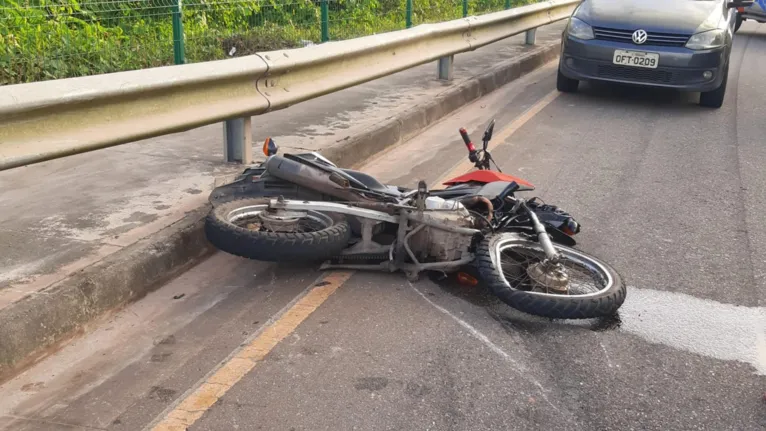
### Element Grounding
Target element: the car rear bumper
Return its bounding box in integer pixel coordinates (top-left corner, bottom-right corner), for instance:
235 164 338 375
741 11 766 22
559 35 727 92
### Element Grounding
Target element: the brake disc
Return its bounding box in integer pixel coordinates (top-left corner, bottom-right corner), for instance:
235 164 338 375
526 261 569 293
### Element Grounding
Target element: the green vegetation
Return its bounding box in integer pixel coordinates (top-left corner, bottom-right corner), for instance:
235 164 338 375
1 0 531 85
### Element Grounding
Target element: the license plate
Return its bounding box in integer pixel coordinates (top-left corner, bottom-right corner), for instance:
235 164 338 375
612 50 659 69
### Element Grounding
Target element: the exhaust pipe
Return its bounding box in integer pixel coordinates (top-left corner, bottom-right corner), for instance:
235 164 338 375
265 155 365 202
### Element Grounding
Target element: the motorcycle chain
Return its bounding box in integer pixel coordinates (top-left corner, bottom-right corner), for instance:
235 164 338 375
330 253 390 263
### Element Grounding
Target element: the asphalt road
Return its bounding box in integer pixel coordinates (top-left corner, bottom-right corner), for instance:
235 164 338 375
2 22 766 431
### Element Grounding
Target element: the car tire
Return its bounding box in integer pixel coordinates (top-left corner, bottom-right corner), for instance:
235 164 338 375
735 14 743 33
557 68 579 93
699 66 728 108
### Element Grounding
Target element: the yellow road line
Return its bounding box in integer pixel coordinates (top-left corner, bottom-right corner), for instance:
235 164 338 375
430 89 561 189
149 271 353 431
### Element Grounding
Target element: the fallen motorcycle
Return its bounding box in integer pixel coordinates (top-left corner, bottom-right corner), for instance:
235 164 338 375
204 119 626 319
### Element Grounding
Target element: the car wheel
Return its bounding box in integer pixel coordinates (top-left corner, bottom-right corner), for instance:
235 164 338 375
735 14 743 33
557 67 579 93
699 66 728 108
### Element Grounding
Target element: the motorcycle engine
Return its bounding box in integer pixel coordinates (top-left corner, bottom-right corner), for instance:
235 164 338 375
408 197 476 262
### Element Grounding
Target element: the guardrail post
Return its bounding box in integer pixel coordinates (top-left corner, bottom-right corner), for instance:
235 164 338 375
172 0 185 64
437 55 454 81
321 0 330 42
223 117 253 164
462 0 468 17
504 0 510 9
406 0 413 28
525 28 537 45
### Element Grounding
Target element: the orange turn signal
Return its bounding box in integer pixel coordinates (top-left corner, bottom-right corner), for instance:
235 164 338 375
262 137 280 156
457 272 479 286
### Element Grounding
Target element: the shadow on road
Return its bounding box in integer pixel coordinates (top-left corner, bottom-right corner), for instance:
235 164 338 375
427 271 623 333
572 80 702 109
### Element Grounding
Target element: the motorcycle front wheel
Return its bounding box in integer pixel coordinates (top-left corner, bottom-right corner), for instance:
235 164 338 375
205 197 351 262
475 233 626 319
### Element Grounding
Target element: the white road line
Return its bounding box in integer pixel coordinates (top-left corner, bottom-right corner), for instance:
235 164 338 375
408 281 568 416
599 342 614 369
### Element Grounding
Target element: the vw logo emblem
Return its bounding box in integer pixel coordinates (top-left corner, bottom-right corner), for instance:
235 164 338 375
632 29 648 45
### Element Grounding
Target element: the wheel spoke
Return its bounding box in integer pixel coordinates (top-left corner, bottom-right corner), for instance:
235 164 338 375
495 240 611 297
226 205 334 234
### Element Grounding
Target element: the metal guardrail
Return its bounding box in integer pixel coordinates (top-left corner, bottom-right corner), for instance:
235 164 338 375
0 0 577 172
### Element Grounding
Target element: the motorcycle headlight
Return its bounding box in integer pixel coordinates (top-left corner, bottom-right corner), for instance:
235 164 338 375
567 17 595 40
685 29 726 50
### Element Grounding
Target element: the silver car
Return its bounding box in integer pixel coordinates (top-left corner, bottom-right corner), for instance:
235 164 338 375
557 0 753 108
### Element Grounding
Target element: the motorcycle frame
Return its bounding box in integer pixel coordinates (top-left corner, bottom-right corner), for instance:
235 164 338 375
268 198 480 279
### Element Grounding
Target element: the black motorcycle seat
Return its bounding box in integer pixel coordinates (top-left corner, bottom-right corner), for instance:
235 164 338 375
342 169 402 197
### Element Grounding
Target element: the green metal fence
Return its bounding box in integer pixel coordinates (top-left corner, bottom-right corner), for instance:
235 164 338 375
1 0 535 85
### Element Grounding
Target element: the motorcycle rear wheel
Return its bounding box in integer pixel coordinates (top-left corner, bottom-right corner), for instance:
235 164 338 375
475 233 626 319
205 197 351 262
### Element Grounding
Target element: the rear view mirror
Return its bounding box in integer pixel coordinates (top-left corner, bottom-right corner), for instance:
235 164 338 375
482 119 496 150
727 0 753 8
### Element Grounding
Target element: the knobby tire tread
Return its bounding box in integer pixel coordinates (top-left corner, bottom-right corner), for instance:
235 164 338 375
204 197 351 262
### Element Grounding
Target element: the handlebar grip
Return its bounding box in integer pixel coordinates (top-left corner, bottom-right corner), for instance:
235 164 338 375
459 128 476 152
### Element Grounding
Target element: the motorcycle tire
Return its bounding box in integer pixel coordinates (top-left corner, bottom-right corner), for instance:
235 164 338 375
475 233 626 319
205 197 351 262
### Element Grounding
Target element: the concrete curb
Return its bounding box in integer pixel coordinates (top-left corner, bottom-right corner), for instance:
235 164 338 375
0 206 216 382
0 40 560 383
